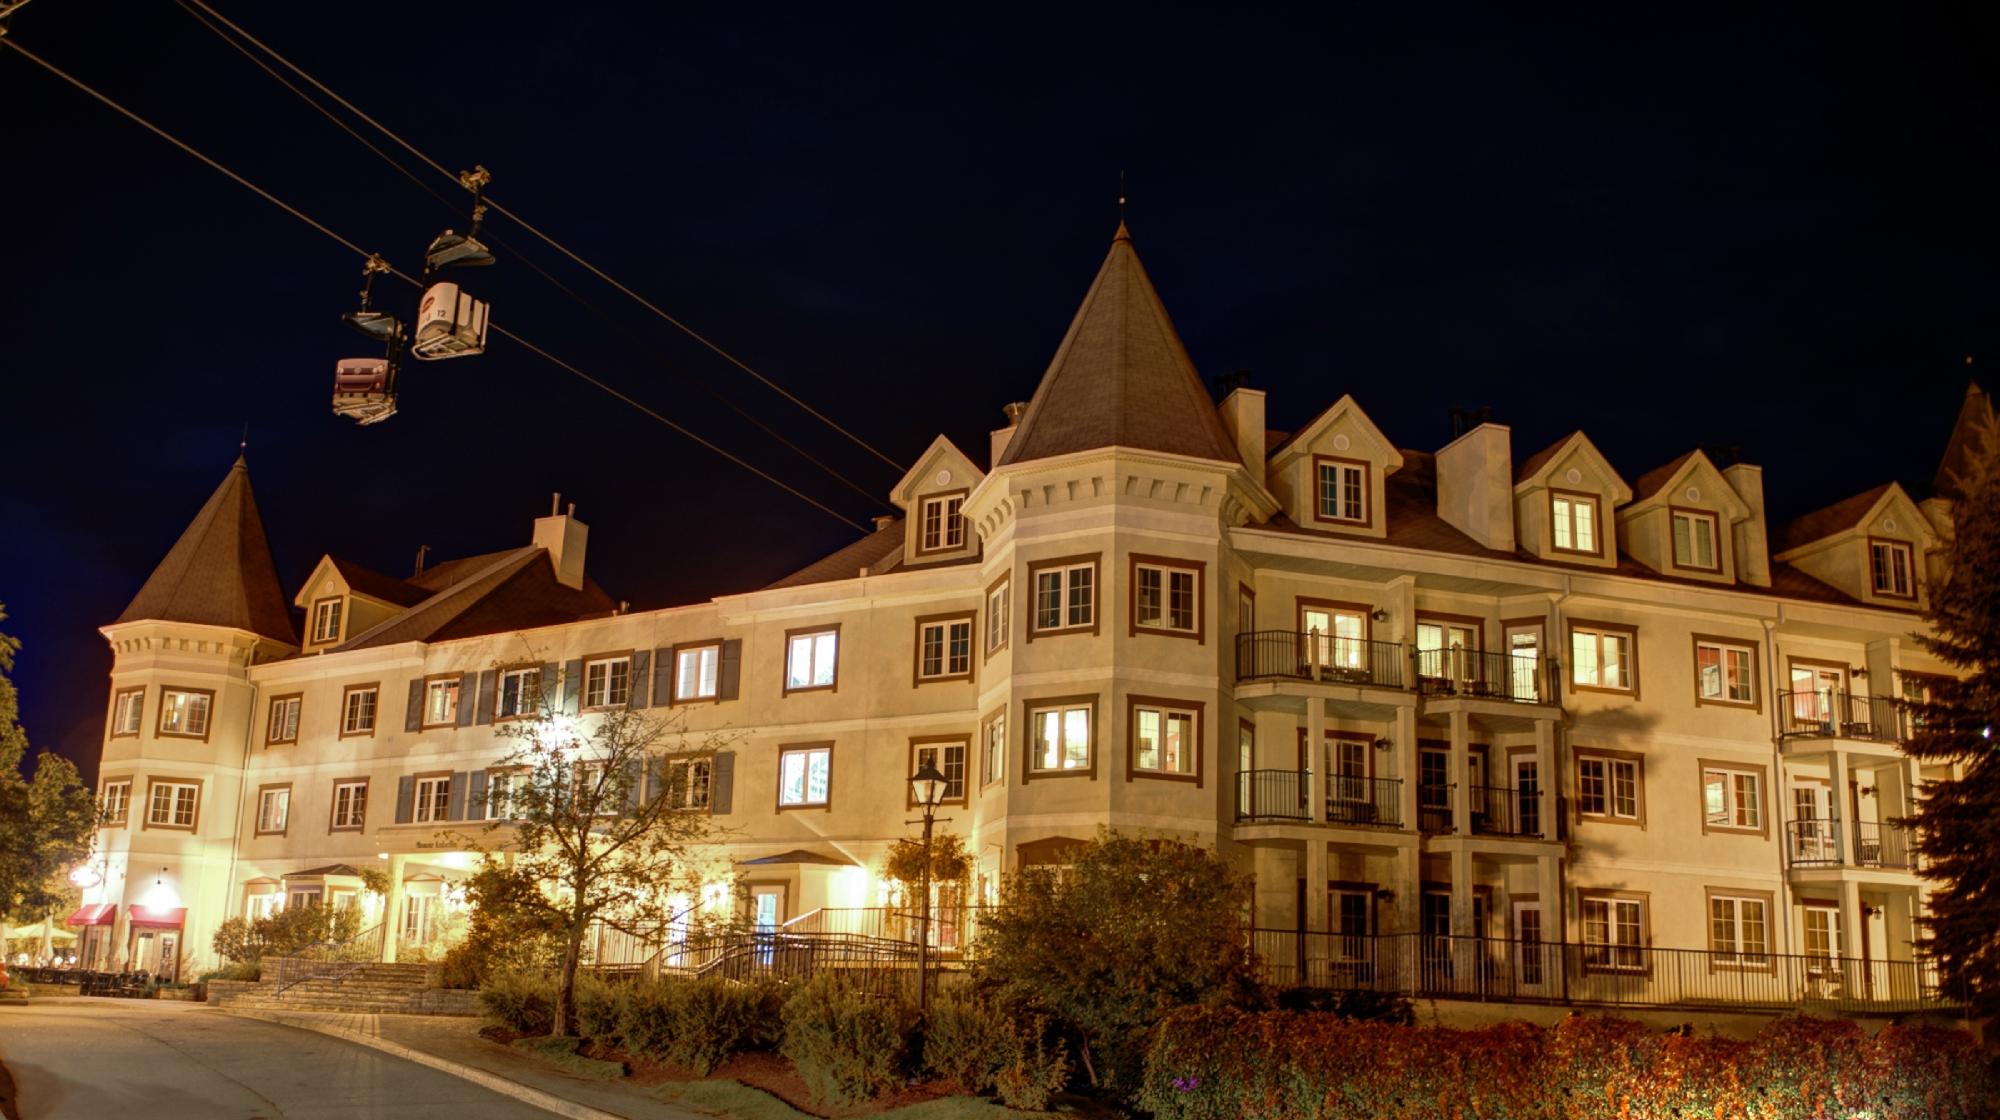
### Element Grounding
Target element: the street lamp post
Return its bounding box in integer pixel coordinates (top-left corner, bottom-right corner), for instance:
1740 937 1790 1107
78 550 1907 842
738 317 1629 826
907 760 950 1012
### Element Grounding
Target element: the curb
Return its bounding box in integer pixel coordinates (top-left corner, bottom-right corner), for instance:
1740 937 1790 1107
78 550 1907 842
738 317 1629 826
220 1007 632 1120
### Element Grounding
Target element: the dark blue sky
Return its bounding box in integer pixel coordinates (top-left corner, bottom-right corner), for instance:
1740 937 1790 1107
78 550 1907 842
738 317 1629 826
1 3 1988 781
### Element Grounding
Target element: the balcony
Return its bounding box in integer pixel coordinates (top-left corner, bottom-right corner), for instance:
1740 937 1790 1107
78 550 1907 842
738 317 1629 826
1415 648 1549 705
1776 690 1909 744
1236 770 1403 829
1249 931 1955 1013
1469 784 1543 838
1237 631 1406 690
1784 819 1915 871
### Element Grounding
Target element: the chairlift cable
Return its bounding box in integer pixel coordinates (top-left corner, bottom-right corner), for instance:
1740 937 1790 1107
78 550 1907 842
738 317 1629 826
0 34 873 533
178 0 911 476
179 0 889 509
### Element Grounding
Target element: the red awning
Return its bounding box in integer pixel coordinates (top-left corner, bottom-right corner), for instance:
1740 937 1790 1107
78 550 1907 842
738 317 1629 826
127 905 186 929
66 903 116 927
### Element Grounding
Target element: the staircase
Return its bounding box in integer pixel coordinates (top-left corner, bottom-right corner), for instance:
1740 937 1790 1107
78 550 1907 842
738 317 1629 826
209 960 479 1016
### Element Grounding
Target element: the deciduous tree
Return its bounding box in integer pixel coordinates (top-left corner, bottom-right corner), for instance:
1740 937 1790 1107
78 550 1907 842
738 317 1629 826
0 605 97 945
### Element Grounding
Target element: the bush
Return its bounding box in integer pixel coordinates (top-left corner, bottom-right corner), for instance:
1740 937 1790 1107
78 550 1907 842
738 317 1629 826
618 975 774 1074
995 1014 1071 1112
922 990 1019 1094
197 960 261 983
1271 986 1413 1024
780 974 916 1107
480 970 557 1035
574 971 628 1039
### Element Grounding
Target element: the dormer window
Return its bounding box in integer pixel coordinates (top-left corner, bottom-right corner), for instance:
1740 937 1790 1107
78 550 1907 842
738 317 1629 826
917 493 967 554
1313 457 1369 526
1551 491 1600 555
1670 508 1721 572
310 597 344 644
1869 539 1914 598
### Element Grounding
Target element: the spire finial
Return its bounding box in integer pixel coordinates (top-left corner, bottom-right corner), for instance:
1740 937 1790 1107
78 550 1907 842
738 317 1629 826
1118 169 1126 221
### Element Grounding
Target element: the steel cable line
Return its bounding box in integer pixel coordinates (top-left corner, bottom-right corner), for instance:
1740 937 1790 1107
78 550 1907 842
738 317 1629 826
0 34 872 533
179 0 910 475
177 0 888 511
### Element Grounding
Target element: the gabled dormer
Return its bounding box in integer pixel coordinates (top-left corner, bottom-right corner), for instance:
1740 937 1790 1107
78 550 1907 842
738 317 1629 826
1618 450 1752 584
293 555 427 652
1267 394 1404 540
892 435 984 567
1774 483 1940 609
1513 431 1632 569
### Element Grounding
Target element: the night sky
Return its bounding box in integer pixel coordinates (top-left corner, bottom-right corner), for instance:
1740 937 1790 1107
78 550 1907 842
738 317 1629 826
1 4 1990 784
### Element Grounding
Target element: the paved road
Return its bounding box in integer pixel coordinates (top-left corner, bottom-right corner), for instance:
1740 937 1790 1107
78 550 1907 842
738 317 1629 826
0 999 562 1119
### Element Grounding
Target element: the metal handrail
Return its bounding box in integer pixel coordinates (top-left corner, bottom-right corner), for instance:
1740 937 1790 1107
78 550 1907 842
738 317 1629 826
1775 689 1909 743
1469 783 1541 837
1327 775 1402 827
1784 819 1845 867
1236 631 1406 689
1236 769 1310 822
1416 648 1547 704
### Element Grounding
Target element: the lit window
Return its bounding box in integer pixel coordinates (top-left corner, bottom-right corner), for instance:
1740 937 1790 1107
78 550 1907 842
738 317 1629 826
1570 624 1635 691
256 787 290 834
267 695 301 743
1030 702 1092 773
311 597 344 644
1577 754 1641 821
1709 895 1770 966
916 617 974 681
786 629 839 692
1703 767 1761 830
660 758 712 810
486 771 522 820
340 685 378 736
982 713 1006 786
99 780 131 827
146 780 199 829
413 775 451 823
913 740 968 803
1551 492 1600 554
496 666 542 719
582 656 632 709
986 579 1010 653
1416 620 1479 682
1695 640 1756 705
1031 561 1095 634
1303 605 1368 670
1581 895 1645 971
778 746 832 807
422 678 460 727
1132 703 1197 777
110 689 144 737
674 644 720 702
919 493 966 552
331 780 367 830
1134 561 1199 635
159 688 213 738
1671 509 1720 570
1869 540 1914 597
1315 458 1368 524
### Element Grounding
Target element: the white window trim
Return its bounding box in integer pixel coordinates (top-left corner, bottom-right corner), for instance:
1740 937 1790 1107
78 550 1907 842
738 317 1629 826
341 686 379 736
916 618 974 681
159 688 213 738
1702 766 1762 831
582 655 633 710
777 746 832 807
673 644 721 702
914 740 969 804
1580 895 1647 972
310 598 344 644
1695 639 1757 706
1869 539 1915 597
1030 562 1096 635
1314 458 1368 524
918 493 967 553
268 695 302 743
111 690 144 737
1709 894 1771 965
421 678 460 727
982 713 1006 786
485 770 524 821
413 775 451 824
1577 754 1642 822
331 780 368 830
1028 702 1093 775
100 780 131 826
986 580 1011 653
1551 492 1601 555
256 788 290 834
147 781 199 829
661 757 713 811
785 629 839 693
1570 625 1636 692
1670 508 1722 571
496 666 542 720
1131 703 1199 777
1134 562 1200 634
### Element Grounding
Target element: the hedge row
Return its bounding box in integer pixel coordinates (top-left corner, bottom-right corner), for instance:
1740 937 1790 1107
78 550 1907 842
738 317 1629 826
1141 1008 1998 1120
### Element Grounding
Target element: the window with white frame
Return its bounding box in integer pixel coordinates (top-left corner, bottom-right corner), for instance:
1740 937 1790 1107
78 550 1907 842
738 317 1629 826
1134 561 1199 634
778 746 831 807
1238 721 1254 772
918 493 966 552
340 685 378 735
659 757 712 810
486 770 522 820
786 629 838 692
1551 492 1600 554
413 775 451 823
159 688 212 738
674 644 720 702
1580 895 1645 970
1570 624 1635 691
982 713 1006 786
1695 639 1756 705
1671 509 1721 570
1577 754 1641 821
147 780 199 829
310 597 344 644
1709 894 1770 965
1030 702 1092 773
1870 539 1914 597
256 787 290 834
496 666 541 719
422 678 460 727
583 656 632 709
267 694 301 743
331 780 367 830
1314 457 1367 524
913 741 968 803
1703 766 1762 830
1132 703 1197 776
916 617 973 681
110 689 144 737
986 579 1010 653
1031 561 1095 634
99 780 130 826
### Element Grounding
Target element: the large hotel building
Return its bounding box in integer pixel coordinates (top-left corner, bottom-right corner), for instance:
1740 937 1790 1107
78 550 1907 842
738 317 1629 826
79 226 1974 1011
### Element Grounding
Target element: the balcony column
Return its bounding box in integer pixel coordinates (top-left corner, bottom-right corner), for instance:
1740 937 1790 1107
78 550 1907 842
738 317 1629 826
1448 708 1472 835
1827 749 1851 861
1449 848 1475 937
1306 698 1327 824
1396 706 1420 832
1303 842 1329 935
381 854 408 963
1389 844 1421 935
1838 878 1864 972
1534 717 1558 841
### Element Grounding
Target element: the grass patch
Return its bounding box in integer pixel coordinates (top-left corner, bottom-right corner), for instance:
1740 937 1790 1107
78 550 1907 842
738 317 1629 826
658 1080 1052 1120
510 1035 626 1080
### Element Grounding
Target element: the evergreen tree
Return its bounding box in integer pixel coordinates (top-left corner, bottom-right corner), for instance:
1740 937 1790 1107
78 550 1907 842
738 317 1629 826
1904 412 2000 1015
0 605 98 933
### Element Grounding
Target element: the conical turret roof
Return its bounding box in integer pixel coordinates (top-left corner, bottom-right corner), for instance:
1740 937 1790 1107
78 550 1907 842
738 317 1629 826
998 224 1240 467
115 456 296 644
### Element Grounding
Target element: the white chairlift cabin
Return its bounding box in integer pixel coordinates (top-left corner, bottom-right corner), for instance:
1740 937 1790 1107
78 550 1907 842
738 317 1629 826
411 281 490 360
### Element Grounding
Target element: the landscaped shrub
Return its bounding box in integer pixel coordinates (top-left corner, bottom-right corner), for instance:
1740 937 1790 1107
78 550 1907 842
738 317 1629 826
1271 986 1414 1024
617 975 773 1074
1140 1006 2000 1120
922 989 1019 1094
779 973 916 1107
197 960 261 983
479 970 557 1035
574 971 628 1039
994 1014 1071 1112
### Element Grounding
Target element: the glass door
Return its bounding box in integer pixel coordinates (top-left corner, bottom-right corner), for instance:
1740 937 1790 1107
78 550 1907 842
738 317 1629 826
1790 664 1845 728
1791 782 1836 864
1511 901 1545 987
1505 624 1542 700
1512 755 1541 837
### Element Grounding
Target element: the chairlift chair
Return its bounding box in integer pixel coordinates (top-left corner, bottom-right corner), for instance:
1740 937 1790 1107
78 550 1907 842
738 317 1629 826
411 281 490 360
331 355 399 425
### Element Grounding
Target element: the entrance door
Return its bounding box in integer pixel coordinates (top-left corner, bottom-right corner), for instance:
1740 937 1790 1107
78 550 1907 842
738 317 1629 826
1327 736 1371 820
751 886 783 932
1512 755 1542 837
1301 606 1367 675
1418 748 1450 831
1419 891 1452 983
1511 900 1545 988
1790 664 1846 728
1504 624 1542 700
131 928 175 978
1417 621 1480 687
1791 782 1836 864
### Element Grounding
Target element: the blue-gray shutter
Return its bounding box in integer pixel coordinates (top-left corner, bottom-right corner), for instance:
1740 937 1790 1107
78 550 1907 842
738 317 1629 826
562 659 583 714
539 662 558 710
447 771 469 821
623 761 643 812
646 758 666 808
652 648 674 707
466 770 489 821
717 640 742 701
404 680 424 732
456 672 478 726
394 776 415 824
709 751 734 815
629 649 651 708
476 670 498 726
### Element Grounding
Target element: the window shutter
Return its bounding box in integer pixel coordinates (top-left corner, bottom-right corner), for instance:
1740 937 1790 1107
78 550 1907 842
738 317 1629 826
709 750 734 815
448 771 469 821
540 662 558 710
646 758 665 806
629 649 652 709
718 640 742 700
466 770 489 822
457 672 478 726
652 648 674 707
404 680 424 732
563 659 583 714
395 776 415 824
476 670 498 726
623 761 643 812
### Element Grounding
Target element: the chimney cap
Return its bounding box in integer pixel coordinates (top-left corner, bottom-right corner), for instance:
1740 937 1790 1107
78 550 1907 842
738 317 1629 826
872 514 897 531
1002 401 1029 425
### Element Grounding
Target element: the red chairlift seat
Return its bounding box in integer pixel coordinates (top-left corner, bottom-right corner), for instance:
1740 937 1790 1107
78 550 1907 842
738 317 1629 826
331 357 397 426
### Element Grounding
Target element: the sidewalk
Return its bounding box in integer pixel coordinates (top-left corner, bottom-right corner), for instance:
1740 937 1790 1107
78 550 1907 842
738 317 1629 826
220 1006 712 1120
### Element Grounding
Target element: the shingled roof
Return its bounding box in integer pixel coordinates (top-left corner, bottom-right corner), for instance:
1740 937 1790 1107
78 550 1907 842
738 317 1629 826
1934 381 1992 499
997 224 1239 467
334 546 616 651
1774 483 1894 554
116 456 296 644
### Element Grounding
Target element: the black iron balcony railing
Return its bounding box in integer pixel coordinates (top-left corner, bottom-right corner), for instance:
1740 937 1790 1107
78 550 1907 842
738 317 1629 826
1852 820 1914 869
1785 818 1844 867
1237 769 1311 822
1248 931 1955 1012
1236 631 1406 689
1326 775 1403 828
1237 770 1404 828
1415 648 1548 705
1776 689 1909 743
1786 819 1915 870
1469 783 1543 837
1417 784 1452 833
